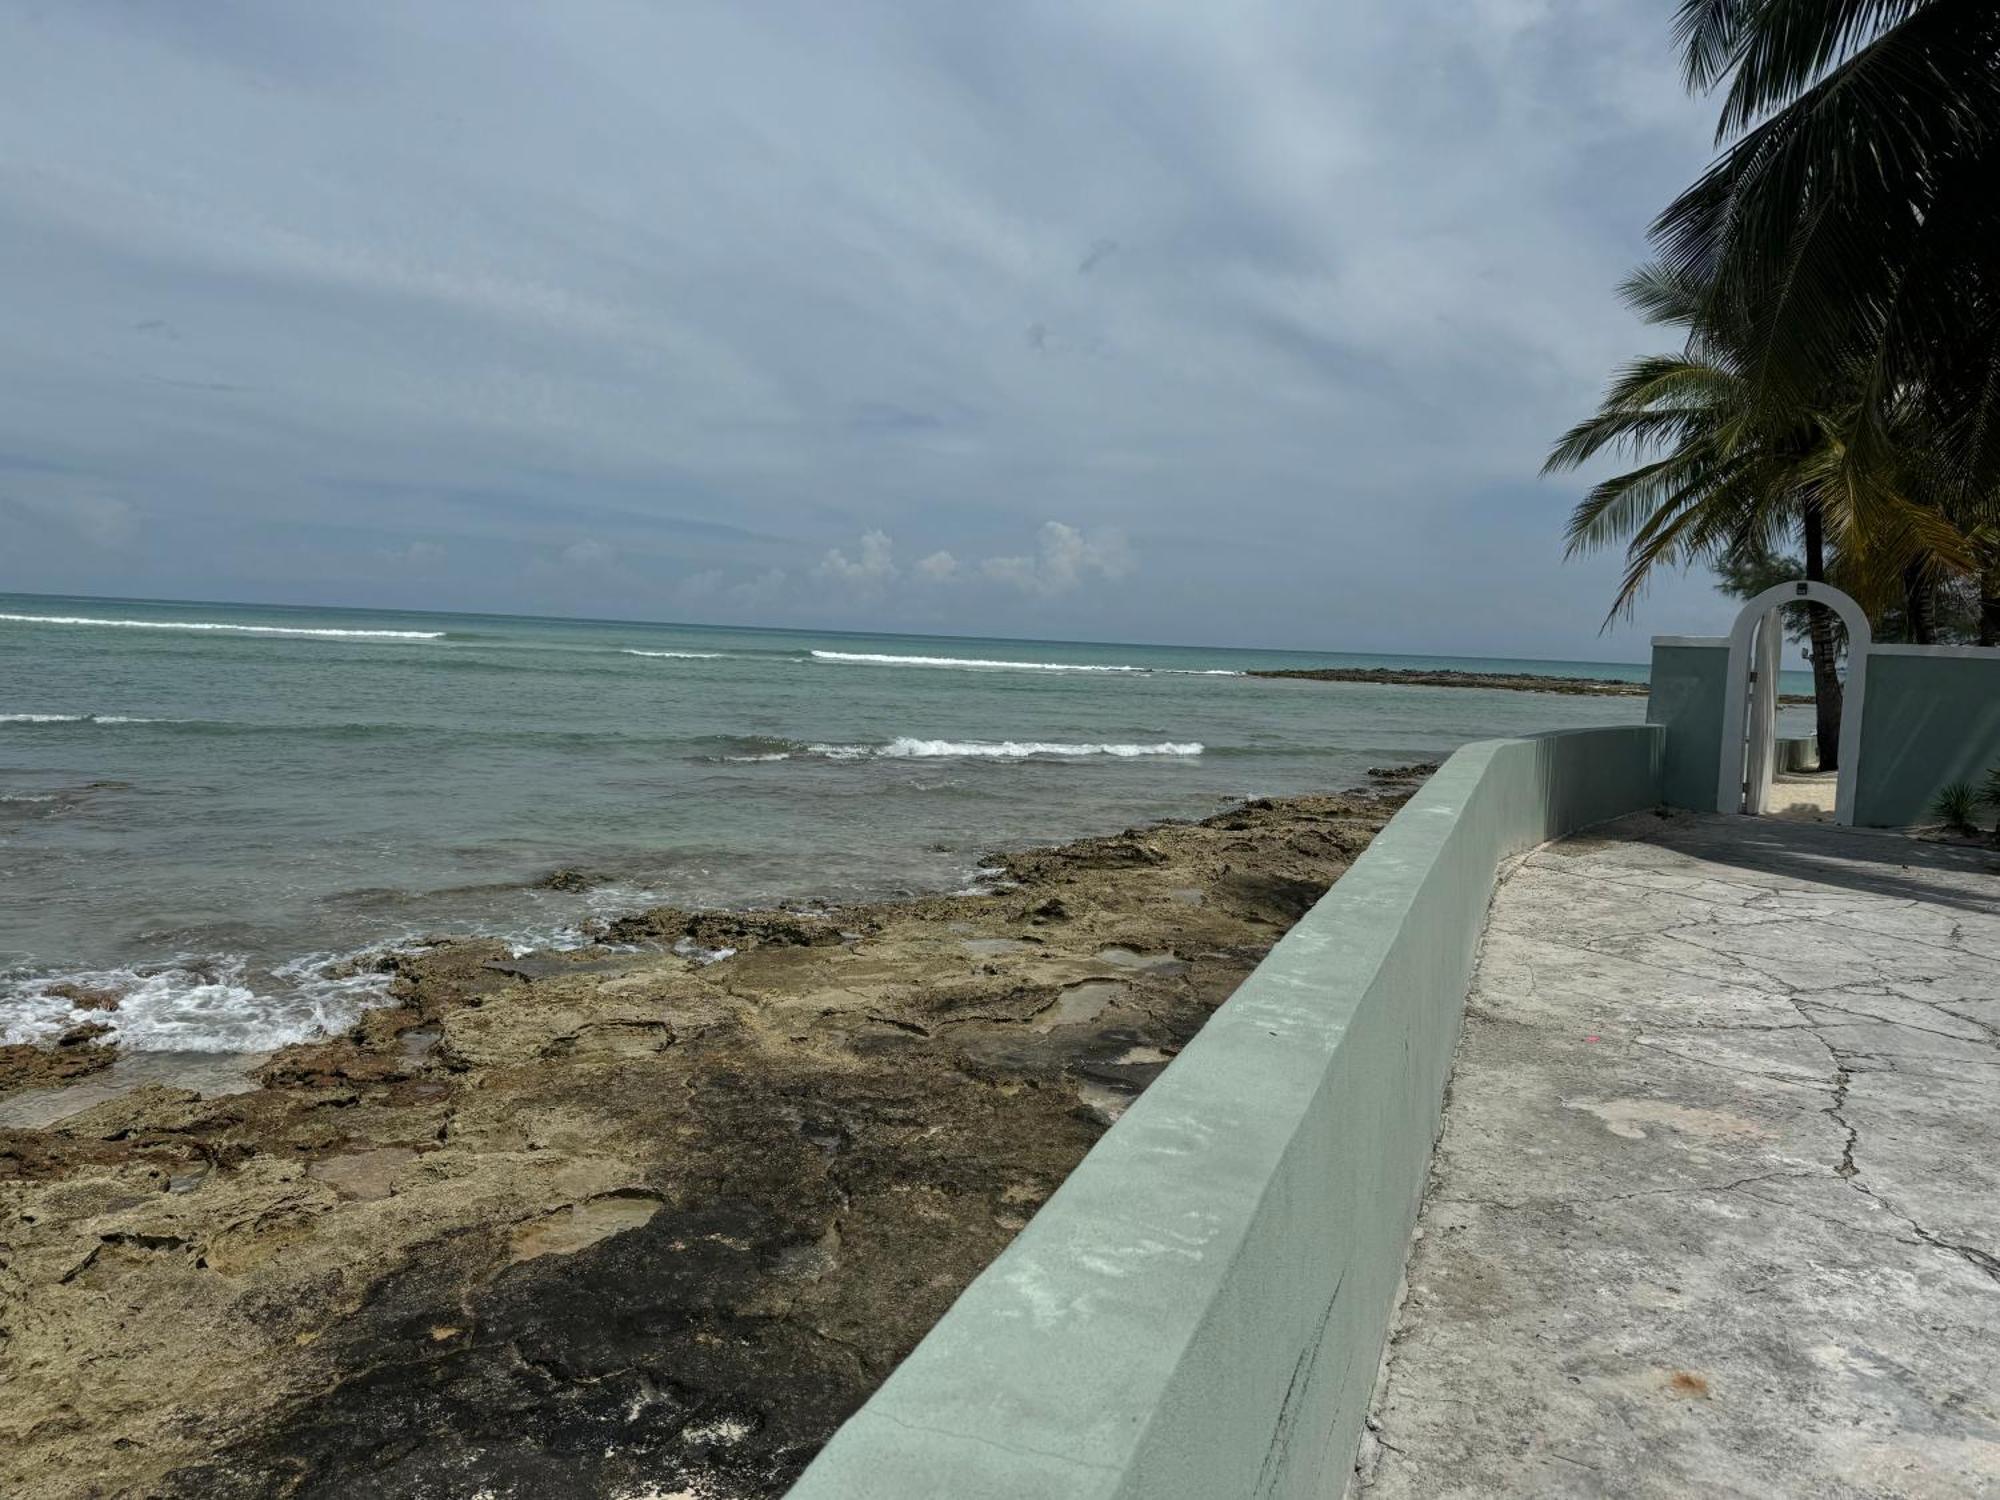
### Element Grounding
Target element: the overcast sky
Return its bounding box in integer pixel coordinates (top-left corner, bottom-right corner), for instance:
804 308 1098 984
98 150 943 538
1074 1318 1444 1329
0 1 1739 659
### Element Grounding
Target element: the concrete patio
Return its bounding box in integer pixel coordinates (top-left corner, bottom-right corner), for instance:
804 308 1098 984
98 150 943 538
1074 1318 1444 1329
1359 812 2000 1499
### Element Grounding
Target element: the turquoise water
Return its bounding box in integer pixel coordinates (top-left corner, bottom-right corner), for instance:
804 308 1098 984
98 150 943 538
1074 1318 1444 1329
1 592 1703 1051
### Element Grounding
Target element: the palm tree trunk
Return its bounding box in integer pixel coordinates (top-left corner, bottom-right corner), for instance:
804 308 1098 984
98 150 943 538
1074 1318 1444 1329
1981 548 2000 649
1902 561 1936 645
1802 504 1843 771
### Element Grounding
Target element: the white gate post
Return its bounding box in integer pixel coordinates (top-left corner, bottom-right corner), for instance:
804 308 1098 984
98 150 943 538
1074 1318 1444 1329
1716 581 1872 825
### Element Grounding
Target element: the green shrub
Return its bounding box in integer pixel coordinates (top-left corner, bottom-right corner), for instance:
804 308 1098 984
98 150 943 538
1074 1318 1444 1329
1932 781 1981 835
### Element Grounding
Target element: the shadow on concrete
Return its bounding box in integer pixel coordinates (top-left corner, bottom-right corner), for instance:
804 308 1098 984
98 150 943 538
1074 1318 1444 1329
1635 812 2000 920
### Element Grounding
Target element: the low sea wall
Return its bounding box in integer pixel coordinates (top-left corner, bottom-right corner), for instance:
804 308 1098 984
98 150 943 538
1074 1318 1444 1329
1854 646 2000 827
788 724 1666 1499
1644 636 1729 811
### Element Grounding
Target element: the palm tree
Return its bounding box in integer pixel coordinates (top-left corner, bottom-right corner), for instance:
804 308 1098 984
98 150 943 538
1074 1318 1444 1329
1657 1 2000 500
1545 264 1854 764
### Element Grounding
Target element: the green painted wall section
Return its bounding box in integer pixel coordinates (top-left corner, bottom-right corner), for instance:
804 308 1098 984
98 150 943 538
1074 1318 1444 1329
1854 651 2000 827
1646 642 1729 811
787 725 1666 1499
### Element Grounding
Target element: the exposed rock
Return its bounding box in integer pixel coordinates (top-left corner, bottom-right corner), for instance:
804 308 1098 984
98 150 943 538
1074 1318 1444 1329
1254 666 1813 705
0 1038 117 1093
44 982 123 1011
0 775 1429 1500
1368 760 1444 781
540 867 614 893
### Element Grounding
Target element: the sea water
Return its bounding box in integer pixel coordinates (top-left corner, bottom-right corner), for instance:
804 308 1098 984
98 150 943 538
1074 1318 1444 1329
0 593 1796 1052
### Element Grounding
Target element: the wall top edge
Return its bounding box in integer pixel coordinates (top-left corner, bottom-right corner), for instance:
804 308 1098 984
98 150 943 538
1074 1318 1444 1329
1867 642 2000 660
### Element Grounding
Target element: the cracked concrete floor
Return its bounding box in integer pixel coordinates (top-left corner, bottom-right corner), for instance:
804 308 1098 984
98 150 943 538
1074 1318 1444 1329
1359 812 2000 1500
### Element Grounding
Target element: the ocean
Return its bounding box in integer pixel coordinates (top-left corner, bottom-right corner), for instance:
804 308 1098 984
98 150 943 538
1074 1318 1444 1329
0 593 1786 1055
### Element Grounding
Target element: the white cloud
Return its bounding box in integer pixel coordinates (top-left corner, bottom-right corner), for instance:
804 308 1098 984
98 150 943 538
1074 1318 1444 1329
982 522 1132 596
12 494 141 548
382 539 444 566
731 567 789 607
75 497 140 548
815 529 898 593
560 538 615 568
0 2 1726 654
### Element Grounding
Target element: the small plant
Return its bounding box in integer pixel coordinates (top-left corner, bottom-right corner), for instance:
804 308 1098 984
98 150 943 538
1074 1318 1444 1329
1983 766 2000 838
1932 781 1981 836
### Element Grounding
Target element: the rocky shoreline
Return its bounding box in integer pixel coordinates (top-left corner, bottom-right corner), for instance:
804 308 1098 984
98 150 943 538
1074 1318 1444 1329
0 772 1427 1500
1251 665 1815 705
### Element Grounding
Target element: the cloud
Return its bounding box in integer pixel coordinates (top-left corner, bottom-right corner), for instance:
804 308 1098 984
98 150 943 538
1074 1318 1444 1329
381 539 445 566
0 2 1727 655
69 496 141 548
6 494 142 548
982 522 1132 596
815 529 898 593
560 538 615 569
730 567 789 608
914 550 958 582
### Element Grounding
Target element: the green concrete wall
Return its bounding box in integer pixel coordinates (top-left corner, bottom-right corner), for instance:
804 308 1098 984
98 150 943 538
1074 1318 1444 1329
787 725 1666 1499
1646 640 1729 811
1854 648 2000 827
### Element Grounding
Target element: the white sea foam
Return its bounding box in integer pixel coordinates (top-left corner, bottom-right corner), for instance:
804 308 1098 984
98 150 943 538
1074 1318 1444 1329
623 649 726 659
809 648 1238 676
808 738 1203 760
723 752 792 763
0 954 394 1052
0 713 169 724
672 937 737 965
0 612 442 640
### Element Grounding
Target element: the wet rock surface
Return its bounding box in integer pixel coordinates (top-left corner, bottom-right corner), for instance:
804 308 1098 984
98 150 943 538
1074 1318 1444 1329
0 1032 116 1093
0 784 1419 1500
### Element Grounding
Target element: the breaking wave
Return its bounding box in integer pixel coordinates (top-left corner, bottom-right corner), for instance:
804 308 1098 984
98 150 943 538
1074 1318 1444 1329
0 954 396 1053
1 712 171 725
0 612 442 640
809 649 1238 676
810 738 1203 760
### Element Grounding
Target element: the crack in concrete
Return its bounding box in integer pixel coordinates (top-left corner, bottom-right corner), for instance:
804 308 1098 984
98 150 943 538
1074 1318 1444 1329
1367 816 2000 1497
1627 1035 1832 1091
1435 1169 1820 1214
1769 914 2000 1291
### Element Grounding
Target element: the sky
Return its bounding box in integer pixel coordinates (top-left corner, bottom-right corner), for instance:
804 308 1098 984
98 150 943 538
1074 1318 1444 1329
0 0 1742 660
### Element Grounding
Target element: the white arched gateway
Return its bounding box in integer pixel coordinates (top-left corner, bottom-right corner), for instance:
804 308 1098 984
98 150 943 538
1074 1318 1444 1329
1715 580 1870 825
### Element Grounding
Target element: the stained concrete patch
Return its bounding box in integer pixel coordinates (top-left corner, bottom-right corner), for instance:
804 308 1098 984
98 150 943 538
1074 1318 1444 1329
1363 813 2000 1500
1562 1097 1772 1142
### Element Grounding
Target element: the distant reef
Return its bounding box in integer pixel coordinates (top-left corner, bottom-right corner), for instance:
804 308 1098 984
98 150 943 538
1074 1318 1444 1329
1249 666 1812 704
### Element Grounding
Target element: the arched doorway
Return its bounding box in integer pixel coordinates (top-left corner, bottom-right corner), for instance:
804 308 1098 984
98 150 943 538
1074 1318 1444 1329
1715 581 1870 825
